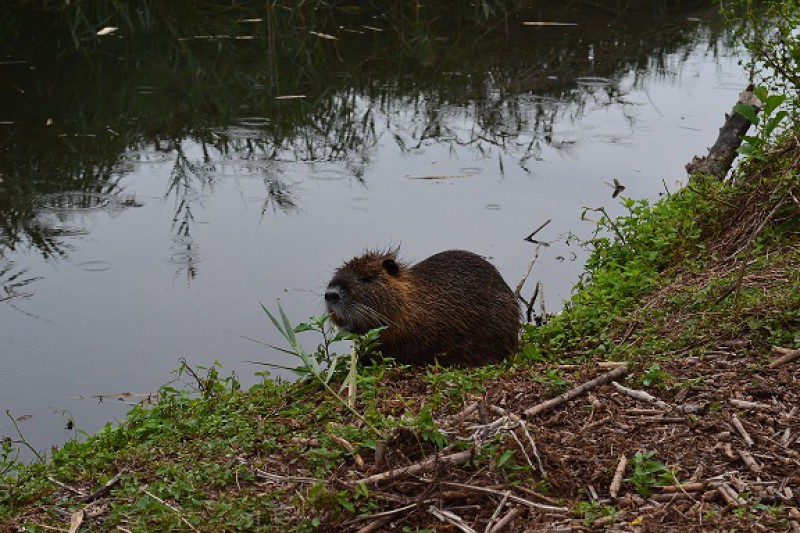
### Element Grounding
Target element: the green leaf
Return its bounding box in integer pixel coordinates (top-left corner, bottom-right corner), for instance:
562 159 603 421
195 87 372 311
733 103 759 125
278 302 298 347
764 94 786 113
753 85 768 103
497 449 515 467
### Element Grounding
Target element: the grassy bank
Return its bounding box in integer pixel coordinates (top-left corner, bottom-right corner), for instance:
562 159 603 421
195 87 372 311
2 133 799 530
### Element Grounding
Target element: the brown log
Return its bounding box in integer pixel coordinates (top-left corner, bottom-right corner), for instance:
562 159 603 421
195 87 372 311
685 86 760 180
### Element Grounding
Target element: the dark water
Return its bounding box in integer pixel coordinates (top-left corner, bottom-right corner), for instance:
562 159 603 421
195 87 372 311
1 1 747 455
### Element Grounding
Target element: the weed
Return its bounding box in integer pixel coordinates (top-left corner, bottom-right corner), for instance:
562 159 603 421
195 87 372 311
735 86 789 161
574 499 618 526
259 302 385 438
628 450 677 496
404 406 448 449
640 363 670 389
533 368 570 393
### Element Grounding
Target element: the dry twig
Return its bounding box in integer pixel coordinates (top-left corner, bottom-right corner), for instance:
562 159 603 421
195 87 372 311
353 448 473 486
769 346 800 368
731 415 754 447
524 365 629 417
611 381 670 410
609 455 627 499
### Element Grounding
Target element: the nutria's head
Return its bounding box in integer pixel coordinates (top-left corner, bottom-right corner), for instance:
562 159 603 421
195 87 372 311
325 249 405 334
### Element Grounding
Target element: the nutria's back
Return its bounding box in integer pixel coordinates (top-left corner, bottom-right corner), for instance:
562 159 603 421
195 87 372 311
325 249 520 366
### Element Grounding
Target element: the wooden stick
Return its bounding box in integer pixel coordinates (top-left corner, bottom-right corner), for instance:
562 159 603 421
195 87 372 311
611 382 670 410
142 488 198 531
731 414 754 447
515 244 542 299
523 219 552 243
781 429 793 448
79 472 123 503
718 483 746 506
448 402 479 425
609 455 627 499
489 407 546 478
729 398 772 411
524 365 629 417
768 347 800 368
249 466 318 484
648 492 696 502
47 476 84 497
483 491 511 533
328 434 365 468
347 501 432 527
69 510 84 533
657 482 706 494
428 506 477 533
738 449 762 473
356 516 393 533
353 448 473 486
440 481 568 512
488 506 524 533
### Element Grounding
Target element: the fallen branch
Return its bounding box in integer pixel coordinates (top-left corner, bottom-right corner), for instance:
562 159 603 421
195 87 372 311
428 505 476 533
524 365 629 418
685 86 759 180
515 244 542 300
489 406 546 478
69 510 84 533
731 414 754 447
738 449 762 473
611 382 670 410
355 516 393 533
657 482 706 494
242 461 319 485
353 448 473 486
440 481 568 512
717 483 746 506
609 455 627 499
488 506 524 533
142 488 198 531
78 472 123 503
729 398 773 411
47 476 84 497
328 433 365 468
483 491 511 533
769 346 800 368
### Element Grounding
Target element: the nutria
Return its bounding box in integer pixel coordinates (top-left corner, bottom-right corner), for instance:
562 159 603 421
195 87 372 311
324 249 520 366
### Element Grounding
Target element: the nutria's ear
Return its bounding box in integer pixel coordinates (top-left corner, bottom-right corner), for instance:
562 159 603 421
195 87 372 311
382 258 400 276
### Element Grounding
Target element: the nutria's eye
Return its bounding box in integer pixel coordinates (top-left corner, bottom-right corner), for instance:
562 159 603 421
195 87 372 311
382 259 400 277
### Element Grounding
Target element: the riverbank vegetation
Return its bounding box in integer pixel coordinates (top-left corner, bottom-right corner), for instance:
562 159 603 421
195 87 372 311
3 1 800 531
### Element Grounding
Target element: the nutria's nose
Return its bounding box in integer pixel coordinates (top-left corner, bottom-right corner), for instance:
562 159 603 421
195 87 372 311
324 288 341 304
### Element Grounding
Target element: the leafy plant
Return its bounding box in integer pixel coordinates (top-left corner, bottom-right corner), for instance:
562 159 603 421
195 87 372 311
735 85 788 161
628 450 676 496
640 363 670 388
406 406 448 449
533 368 570 393
257 302 385 438
574 499 618 527
720 0 800 116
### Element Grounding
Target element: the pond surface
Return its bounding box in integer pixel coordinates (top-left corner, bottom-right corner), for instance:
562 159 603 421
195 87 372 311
1 1 747 455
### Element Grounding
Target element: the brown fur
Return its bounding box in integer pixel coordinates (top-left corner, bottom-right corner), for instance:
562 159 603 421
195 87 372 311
324 249 520 366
